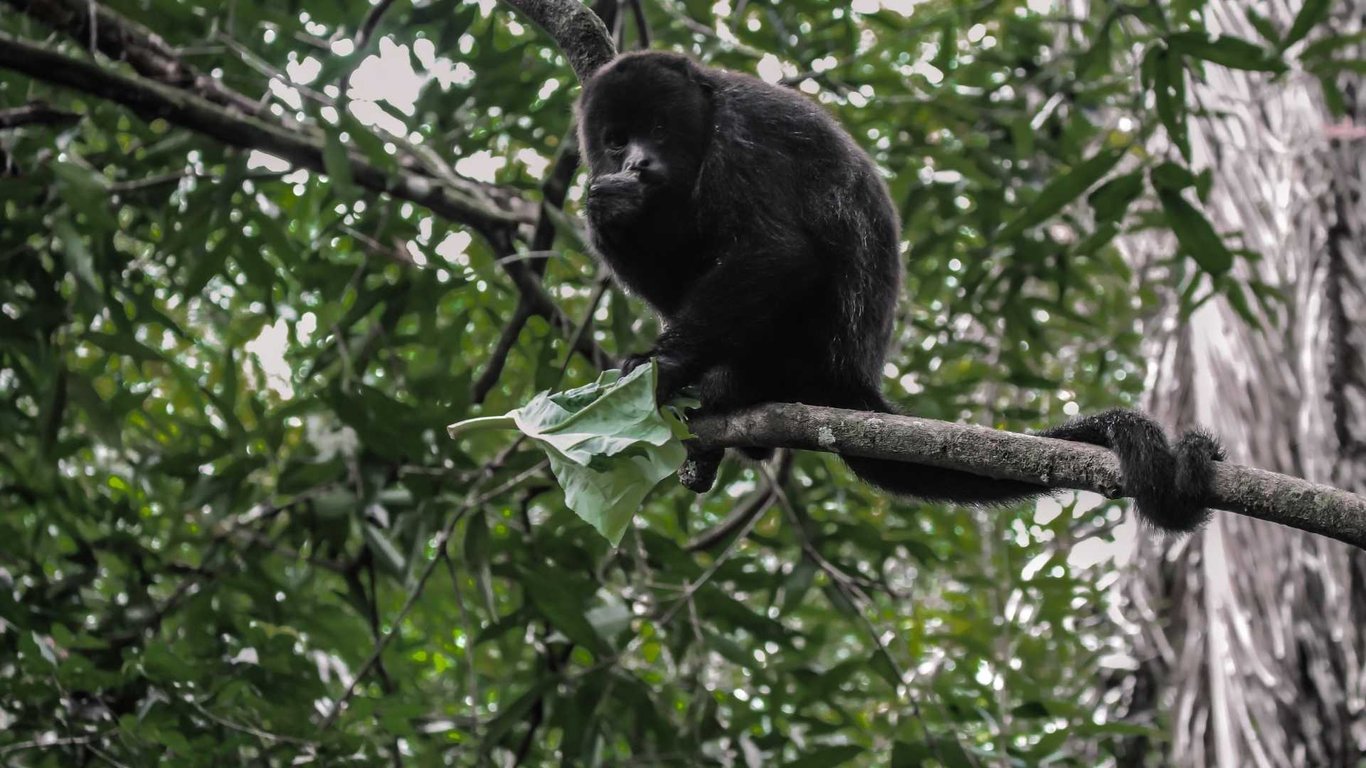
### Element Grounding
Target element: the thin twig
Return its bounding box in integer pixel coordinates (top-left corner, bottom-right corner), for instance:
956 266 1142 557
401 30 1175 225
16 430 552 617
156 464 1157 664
109 169 287 193
0 734 101 757
685 451 792 552
189 699 315 747
355 0 400 50
0 101 80 129
471 299 534 404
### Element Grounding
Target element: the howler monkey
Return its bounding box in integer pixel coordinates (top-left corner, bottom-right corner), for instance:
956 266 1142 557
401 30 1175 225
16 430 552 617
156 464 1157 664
577 51 1223 533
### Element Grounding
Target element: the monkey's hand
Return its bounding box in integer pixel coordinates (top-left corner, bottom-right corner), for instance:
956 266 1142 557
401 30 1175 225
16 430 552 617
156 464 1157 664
586 172 648 226
621 348 693 403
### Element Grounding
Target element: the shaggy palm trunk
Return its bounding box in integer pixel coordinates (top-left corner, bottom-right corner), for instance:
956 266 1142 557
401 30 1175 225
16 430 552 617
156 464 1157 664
1110 4 1366 766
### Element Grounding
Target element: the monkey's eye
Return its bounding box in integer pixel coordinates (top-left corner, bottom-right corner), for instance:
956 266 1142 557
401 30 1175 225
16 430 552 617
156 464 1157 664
603 129 628 151
650 122 668 141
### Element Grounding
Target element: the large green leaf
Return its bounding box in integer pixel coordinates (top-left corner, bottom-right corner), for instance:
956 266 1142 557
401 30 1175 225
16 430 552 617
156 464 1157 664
449 362 687 545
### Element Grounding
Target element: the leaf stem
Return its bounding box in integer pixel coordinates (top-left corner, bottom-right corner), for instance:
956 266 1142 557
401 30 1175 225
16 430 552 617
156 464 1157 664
447 415 517 437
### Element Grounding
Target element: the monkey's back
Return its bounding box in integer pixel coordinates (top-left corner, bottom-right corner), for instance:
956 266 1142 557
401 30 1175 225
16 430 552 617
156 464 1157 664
695 67 903 396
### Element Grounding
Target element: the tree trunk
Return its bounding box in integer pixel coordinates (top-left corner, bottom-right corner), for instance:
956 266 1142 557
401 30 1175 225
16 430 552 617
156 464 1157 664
1114 4 1366 765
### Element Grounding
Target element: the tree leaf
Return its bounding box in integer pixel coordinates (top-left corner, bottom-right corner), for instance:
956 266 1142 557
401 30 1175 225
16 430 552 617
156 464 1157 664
1150 161 1196 192
1244 10 1281 46
1319 75 1347 117
85 331 166 363
362 520 407 577
1167 32 1287 72
519 568 606 653
1301 31 1366 62
1087 171 1144 224
1282 0 1332 50
449 362 687 545
322 129 357 201
998 146 1126 241
1157 189 1234 273
1153 47 1191 161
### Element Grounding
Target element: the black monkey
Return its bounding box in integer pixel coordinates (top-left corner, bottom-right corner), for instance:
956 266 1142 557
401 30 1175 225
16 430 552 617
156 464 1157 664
577 51 1223 533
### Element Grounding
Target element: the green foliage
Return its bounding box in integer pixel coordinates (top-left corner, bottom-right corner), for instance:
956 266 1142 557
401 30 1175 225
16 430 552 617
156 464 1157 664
0 0 1327 765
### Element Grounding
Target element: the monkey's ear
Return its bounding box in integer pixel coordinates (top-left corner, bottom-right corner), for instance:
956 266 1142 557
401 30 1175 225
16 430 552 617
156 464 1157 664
681 61 717 96
691 71 717 96
650 52 716 96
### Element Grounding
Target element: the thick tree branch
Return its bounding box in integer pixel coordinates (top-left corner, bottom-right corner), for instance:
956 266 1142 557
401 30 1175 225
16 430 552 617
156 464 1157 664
0 27 608 380
7 0 610 378
472 0 627 400
500 0 616 82
690 403 1366 550
4 0 265 116
7 0 527 215
0 33 529 234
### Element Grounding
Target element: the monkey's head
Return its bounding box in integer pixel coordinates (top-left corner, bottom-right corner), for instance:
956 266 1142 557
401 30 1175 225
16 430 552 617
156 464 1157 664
577 52 715 225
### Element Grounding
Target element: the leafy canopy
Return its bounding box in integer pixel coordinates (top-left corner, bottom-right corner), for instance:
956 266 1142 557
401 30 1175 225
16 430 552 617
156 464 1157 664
0 0 1336 764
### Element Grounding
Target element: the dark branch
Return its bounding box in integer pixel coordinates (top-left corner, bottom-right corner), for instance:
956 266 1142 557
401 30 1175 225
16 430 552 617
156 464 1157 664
472 129 595 403
627 0 651 48
470 0 628 399
10 0 524 214
499 0 617 83
471 301 534 404
0 28 605 376
355 0 400 50
487 231 613 370
690 403 1366 550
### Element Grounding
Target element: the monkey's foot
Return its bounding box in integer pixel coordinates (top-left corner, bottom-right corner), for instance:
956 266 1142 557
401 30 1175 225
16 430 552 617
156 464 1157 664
678 450 722 493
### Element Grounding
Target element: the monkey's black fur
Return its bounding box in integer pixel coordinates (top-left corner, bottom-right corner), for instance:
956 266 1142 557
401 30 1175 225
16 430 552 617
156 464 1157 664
578 51 1223 533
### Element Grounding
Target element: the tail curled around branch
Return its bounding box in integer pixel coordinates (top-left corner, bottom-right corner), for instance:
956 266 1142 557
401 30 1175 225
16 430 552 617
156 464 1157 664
839 386 1223 533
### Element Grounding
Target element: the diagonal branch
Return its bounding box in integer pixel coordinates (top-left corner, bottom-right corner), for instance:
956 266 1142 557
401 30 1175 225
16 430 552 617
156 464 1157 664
0 32 529 234
4 0 265 116
690 403 1366 551
471 301 535 403
7 0 526 216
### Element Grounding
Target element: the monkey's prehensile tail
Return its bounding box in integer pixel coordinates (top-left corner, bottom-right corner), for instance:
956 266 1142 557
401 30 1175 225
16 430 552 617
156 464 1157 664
838 386 1223 531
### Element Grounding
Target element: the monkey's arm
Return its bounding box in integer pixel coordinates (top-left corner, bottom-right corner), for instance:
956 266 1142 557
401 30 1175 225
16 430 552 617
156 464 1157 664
638 248 820 397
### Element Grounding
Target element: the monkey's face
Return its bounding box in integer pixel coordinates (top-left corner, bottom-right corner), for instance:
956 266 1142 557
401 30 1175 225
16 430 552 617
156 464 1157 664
578 53 714 226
